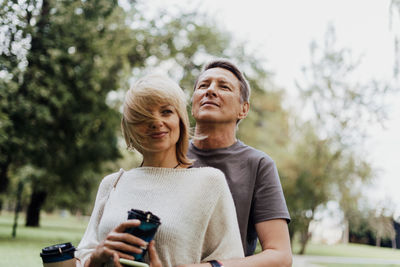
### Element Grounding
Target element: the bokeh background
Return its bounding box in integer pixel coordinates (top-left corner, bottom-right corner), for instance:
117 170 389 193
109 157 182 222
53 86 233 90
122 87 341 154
1 0 400 266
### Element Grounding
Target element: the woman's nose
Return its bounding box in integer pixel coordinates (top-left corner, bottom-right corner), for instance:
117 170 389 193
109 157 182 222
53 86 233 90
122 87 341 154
149 119 163 129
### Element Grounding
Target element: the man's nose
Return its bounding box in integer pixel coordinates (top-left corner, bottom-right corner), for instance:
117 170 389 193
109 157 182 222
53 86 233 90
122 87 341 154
205 83 217 97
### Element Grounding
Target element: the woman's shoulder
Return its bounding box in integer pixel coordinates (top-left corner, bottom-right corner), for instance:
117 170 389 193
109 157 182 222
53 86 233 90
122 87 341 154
99 169 125 189
189 166 227 187
190 166 224 178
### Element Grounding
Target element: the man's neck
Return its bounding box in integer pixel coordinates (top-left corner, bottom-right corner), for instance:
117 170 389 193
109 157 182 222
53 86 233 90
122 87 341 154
193 122 237 150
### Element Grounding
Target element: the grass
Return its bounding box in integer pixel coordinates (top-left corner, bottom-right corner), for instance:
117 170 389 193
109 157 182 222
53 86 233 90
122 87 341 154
0 211 88 267
2 211 400 266
316 264 399 267
295 242 400 260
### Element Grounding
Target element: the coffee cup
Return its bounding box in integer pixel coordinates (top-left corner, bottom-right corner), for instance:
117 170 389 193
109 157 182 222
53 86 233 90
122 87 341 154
124 209 161 262
40 242 76 267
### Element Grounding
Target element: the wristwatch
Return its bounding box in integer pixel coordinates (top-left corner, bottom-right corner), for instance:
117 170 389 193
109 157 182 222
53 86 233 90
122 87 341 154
208 260 224 267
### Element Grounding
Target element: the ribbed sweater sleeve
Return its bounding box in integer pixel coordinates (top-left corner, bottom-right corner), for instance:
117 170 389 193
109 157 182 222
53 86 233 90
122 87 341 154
201 170 244 261
75 171 119 265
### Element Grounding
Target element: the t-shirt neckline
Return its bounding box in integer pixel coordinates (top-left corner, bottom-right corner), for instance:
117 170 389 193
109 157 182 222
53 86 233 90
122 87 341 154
190 140 242 153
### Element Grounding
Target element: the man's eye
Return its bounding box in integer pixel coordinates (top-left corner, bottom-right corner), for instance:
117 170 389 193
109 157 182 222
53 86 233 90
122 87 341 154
222 85 230 90
198 83 207 89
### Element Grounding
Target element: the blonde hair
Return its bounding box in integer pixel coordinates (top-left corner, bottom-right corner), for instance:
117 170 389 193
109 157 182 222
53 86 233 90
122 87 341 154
121 74 192 166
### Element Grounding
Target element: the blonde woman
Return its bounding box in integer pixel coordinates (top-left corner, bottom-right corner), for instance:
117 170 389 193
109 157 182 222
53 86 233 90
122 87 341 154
76 74 243 267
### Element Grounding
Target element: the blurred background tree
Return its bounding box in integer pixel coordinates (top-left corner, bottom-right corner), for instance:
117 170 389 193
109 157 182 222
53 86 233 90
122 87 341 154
0 0 279 229
1 0 131 226
286 25 395 253
1 1 398 256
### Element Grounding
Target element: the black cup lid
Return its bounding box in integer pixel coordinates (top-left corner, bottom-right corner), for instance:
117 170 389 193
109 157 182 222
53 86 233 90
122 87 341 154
127 209 161 224
41 242 75 256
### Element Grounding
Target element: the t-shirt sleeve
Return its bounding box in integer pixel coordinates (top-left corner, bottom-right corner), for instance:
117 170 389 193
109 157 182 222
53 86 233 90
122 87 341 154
201 171 245 261
253 157 291 223
75 173 117 265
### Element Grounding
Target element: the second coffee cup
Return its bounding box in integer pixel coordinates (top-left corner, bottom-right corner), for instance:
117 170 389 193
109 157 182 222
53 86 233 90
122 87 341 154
40 242 76 267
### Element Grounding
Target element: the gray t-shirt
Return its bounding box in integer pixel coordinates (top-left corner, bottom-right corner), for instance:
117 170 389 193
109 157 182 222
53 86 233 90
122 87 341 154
188 140 290 256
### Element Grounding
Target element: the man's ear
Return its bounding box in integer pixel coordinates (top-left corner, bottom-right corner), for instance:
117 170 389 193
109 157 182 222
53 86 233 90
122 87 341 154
238 102 250 119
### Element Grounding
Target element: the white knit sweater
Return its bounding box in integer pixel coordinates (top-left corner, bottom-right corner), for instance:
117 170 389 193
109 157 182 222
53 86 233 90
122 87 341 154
76 167 244 267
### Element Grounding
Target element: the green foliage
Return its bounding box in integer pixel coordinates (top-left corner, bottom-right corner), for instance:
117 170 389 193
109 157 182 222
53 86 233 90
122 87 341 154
283 25 393 253
0 0 136 225
297 25 390 145
1 0 285 226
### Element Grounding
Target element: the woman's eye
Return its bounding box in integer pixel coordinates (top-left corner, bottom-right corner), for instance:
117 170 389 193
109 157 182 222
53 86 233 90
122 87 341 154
198 83 207 89
162 109 173 115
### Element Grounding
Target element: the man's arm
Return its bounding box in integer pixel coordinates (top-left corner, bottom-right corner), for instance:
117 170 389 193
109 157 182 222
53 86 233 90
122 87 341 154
180 219 292 267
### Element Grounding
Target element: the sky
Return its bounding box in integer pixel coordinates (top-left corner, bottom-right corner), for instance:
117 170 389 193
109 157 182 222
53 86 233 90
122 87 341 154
147 0 400 215
202 0 400 215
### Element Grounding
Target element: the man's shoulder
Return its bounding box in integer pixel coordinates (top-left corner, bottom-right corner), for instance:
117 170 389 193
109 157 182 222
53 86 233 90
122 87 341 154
236 141 274 163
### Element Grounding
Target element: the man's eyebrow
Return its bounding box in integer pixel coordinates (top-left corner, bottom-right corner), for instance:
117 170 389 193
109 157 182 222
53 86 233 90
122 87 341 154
197 77 211 84
218 79 234 86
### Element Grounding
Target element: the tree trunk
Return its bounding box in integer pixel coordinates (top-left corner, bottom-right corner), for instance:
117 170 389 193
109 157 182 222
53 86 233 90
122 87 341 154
299 224 311 254
342 219 349 244
288 222 296 247
25 189 47 227
376 235 381 247
0 157 11 193
12 181 24 237
392 237 397 249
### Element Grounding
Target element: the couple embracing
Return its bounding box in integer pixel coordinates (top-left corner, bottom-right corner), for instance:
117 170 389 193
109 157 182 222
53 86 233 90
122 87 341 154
76 59 292 267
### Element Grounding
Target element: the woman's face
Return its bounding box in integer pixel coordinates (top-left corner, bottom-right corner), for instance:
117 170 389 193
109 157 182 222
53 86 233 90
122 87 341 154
135 103 180 155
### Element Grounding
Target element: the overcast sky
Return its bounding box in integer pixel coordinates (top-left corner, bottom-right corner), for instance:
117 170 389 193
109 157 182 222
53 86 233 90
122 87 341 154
146 0 400 215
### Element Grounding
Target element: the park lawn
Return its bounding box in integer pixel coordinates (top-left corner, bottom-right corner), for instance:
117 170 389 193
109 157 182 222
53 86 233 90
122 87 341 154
316 264 399 267
2 212 400 266
297 242 400 260
0 211 88 267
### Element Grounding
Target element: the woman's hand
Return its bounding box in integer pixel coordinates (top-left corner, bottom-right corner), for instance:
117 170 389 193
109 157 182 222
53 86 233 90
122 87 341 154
86 219 148 267
148 240 162 267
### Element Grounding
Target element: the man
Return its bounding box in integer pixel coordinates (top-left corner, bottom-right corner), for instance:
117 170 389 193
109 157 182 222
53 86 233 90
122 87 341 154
187 59 292 267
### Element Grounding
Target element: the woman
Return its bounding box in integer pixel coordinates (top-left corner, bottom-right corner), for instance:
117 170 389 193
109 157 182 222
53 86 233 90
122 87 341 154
76 74 243 267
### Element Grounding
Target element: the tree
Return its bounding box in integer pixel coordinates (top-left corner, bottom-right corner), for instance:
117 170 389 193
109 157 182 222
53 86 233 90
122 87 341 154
370 210 396 247
391 0 400 78
349 205 397 249
2 0 284 228
0 0 36 201
280 122 340 253
289 25 391 253
0 0 139 226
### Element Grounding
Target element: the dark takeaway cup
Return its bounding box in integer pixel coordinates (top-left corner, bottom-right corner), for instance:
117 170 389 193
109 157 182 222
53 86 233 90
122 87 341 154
124 209 161 262
40 242 76 267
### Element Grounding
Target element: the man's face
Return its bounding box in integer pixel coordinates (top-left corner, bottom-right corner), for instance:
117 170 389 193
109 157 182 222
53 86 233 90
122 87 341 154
192 67 247 124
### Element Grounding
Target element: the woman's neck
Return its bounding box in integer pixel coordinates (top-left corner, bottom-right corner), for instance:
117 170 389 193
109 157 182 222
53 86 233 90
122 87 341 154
141 150 180 168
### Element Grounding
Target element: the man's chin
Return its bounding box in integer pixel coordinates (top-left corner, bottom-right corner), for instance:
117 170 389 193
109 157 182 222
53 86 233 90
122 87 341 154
194 115 219 123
